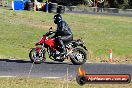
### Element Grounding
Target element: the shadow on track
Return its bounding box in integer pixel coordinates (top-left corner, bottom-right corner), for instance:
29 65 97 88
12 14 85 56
0 59 75 65
0 59 31 63
44 61 74 65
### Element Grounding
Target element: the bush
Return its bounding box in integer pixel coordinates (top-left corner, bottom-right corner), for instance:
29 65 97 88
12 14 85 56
49 0 88 5
128 0 132 8
49 0 132 9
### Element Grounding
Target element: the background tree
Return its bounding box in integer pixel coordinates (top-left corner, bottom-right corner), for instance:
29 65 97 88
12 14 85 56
49 0 132 8
128 0 132 8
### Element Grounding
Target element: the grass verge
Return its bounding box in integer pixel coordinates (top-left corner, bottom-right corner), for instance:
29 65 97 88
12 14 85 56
0 8 132 63
0 77 131 88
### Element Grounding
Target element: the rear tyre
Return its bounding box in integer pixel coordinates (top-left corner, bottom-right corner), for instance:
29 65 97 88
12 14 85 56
70 48 87 65
29 48 45 64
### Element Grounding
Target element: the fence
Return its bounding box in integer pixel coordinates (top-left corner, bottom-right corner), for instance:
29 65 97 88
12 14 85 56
65 6 132 14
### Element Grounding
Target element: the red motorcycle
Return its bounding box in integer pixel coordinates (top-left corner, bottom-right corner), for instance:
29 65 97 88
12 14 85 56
29 28 88 65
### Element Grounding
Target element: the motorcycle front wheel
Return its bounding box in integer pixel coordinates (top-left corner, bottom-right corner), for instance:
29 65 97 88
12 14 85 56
29 48 45 64
70 48 87 65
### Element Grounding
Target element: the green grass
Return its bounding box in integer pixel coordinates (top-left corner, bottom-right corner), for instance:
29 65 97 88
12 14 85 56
0 8 132 63
0 77 132 88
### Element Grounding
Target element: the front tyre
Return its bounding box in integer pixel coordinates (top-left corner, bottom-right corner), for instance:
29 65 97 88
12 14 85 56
70 48 87 65
29 48 44 64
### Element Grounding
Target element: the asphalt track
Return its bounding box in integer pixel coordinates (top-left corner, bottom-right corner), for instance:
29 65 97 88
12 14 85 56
0 59 132 79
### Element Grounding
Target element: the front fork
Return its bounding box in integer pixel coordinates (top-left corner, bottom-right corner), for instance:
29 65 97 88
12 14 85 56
36 43 45 57
36 48 41 57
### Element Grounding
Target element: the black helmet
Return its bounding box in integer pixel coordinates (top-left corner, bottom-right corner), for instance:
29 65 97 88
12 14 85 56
54 14 62 24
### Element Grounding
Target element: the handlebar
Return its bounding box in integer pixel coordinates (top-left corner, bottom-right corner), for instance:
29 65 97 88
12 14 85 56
49 27 56 34
49 27 53 31
45 30 56 36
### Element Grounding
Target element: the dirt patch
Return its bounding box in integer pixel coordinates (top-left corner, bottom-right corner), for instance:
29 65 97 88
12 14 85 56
113 56 132 64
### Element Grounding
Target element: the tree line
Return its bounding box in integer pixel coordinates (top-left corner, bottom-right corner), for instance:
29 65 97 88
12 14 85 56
105 0 132 9
49 0 132 9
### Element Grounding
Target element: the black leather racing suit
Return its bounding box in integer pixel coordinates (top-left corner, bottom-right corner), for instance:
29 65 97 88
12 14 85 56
54 20 73 54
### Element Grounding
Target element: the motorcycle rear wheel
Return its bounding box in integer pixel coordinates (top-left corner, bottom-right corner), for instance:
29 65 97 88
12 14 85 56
70 48 87 65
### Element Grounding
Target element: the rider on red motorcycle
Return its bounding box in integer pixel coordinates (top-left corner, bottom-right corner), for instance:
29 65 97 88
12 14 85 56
53 14 73 56
29 14 87 64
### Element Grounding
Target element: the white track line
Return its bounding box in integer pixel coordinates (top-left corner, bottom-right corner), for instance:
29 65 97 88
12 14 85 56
41 77 62 79
0 76 16 78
